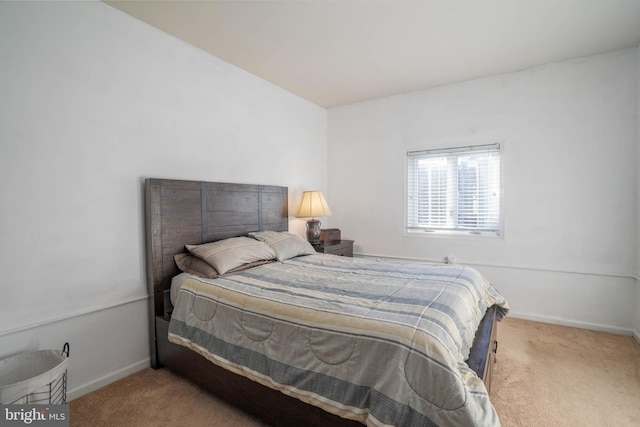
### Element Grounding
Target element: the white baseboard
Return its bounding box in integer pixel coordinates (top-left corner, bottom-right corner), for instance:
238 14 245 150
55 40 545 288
508 311 635 337
68 358 150 401
633 330 640 345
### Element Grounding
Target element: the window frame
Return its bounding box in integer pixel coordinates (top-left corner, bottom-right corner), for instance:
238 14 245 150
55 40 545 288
404 143 504 238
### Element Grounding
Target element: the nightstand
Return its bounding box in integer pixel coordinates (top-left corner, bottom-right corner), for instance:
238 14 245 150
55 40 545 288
313 240 354 257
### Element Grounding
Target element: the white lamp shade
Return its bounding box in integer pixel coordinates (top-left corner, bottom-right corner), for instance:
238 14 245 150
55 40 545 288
297 191 332 218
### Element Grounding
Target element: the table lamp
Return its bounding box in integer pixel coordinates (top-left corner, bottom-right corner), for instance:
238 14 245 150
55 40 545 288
296 190 332 245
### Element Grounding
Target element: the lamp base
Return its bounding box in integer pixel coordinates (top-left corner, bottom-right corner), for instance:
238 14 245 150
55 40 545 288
305 219 322 245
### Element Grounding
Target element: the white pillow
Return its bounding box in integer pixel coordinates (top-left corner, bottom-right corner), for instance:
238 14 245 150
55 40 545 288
249 231 316 261
186 237 276 275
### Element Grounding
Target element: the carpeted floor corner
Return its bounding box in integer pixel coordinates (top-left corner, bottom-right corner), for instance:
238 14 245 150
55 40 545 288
70 367 266 427
491 317 640 427
69 317 640 426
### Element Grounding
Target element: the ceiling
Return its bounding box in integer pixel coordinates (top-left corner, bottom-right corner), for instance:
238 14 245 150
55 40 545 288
104 0 640 108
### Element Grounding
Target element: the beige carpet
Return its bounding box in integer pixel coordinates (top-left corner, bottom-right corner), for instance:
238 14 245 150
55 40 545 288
70 317 640 426
492 318 640 427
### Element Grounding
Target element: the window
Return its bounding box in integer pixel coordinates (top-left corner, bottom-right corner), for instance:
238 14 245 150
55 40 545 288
406 143 501 236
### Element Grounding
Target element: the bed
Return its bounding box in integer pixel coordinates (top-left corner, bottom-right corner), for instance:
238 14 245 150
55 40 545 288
144 178 508 427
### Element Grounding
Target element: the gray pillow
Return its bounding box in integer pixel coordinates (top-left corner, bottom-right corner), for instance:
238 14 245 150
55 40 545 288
186 237 276 275
249 231 316 261
174 253 219 278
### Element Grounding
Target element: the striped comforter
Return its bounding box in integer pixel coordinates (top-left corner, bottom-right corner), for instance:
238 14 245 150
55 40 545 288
168 254 509 426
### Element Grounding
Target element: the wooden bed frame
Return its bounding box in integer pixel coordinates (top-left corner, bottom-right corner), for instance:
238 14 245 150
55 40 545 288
144 178 499 426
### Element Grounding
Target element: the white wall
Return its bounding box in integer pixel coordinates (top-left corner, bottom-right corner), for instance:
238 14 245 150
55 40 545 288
328 48 638 335
635 45 640 342
0 1 327 399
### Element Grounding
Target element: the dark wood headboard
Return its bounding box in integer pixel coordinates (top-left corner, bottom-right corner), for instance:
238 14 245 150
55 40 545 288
144 178 288 366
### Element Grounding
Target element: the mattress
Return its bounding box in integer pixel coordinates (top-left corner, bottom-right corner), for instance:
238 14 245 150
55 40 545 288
168 254 509 427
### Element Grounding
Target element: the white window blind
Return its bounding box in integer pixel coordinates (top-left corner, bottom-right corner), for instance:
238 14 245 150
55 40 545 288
406 143 501 235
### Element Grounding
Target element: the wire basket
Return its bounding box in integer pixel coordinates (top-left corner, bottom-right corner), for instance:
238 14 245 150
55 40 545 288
0 343 69 404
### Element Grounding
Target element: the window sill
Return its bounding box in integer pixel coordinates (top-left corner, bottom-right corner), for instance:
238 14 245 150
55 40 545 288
405 228 504 240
